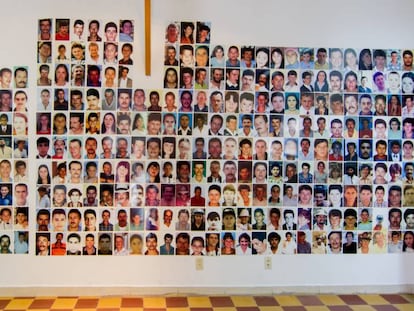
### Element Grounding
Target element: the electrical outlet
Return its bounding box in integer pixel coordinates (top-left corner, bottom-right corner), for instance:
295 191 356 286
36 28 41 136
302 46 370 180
195 257 204 271
264 256 272 270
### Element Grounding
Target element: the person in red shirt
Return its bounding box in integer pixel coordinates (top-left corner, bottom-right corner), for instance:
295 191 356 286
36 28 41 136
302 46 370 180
55 19 69 40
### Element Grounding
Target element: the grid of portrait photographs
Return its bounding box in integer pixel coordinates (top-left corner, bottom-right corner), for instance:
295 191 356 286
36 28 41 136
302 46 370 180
0 63 30 254
30 18 414 256
35 18 137 256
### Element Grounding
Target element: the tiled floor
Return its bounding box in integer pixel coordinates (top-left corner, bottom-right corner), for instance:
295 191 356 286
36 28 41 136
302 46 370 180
0 294 413 310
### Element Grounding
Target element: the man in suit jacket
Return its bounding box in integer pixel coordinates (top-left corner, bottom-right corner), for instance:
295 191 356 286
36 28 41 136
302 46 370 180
118 66 133 88
225 68 240 90
207 174 222 183
207 160 222 183
282 209 297 230
0 114 11 135
300 71 314 93
36 137 51 159
388 140 402 161
358 76 372 93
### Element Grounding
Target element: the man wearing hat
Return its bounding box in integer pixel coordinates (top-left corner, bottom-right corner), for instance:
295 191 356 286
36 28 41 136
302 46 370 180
176 184 190 206
237 208 252 230
313 208 328 231
191 208 205 231
115 184 129 208
285 48 299 69
312 235 326 254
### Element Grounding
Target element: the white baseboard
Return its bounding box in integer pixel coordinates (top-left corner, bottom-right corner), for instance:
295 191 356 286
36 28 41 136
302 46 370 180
1 285 413 296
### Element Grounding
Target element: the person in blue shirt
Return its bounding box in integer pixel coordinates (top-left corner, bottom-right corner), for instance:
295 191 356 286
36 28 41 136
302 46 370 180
0 185 12 205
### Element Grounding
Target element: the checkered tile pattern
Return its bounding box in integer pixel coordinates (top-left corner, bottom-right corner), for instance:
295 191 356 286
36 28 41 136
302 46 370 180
0 294 412 310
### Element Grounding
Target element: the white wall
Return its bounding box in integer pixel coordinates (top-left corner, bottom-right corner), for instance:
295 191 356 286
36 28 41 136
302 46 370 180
1 0 414 295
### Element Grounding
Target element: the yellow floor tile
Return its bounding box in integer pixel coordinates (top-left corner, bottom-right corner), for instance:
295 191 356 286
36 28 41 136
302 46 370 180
143 297 166 308
4 298 34 309
51 297 78 309
358 294 389 305
97 297 122 307
395 304 414 311
318 295 346 305
120 308 143 311
274 295 301 306
231 295 256 306
401 294 414 303
187 296 212 307
259 307 284 311
350 306 376 311
305 306 331 311
210 308 237 311
165 308 190 311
